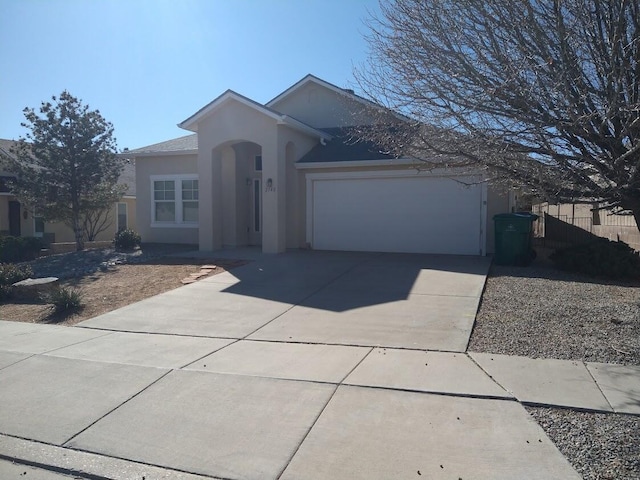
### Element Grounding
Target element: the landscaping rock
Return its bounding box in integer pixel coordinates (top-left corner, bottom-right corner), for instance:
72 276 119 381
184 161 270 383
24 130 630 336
23 244 197 280
12 277 59 301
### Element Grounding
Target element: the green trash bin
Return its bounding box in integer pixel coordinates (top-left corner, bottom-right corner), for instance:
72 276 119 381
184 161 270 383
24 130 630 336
493 213 539 266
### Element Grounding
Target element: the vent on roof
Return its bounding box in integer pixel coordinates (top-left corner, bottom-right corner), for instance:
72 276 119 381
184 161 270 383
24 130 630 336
343 88 354 94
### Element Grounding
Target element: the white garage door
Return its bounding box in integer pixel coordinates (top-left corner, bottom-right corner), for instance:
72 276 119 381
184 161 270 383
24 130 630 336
308 172 485 255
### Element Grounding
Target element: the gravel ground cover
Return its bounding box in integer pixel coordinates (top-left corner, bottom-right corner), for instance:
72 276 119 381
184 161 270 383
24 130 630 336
27 243 197 279
469 263 640 366
470 259 640 479
528 407 640 480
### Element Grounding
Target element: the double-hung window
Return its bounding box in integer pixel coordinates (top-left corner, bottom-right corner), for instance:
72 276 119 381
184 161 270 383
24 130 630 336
117 202 128 231
181 179 199 223
151 175 198 226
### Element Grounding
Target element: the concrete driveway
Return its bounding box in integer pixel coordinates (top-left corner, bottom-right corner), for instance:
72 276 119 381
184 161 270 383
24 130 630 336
80 250 489 351
0 251 582 479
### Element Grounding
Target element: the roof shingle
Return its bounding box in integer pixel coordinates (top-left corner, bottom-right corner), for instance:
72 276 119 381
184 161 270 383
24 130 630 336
298 127 394 164
124 134 198 155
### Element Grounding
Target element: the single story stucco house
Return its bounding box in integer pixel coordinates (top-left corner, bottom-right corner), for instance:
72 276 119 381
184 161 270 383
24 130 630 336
0 138 136 244
127 75 514 256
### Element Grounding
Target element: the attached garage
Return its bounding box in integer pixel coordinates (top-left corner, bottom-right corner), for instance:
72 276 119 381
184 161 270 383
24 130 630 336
306 171 487 255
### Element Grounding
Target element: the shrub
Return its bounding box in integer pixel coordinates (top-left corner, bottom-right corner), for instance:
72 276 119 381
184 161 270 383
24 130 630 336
114 229 141 251
0 263 33 300
0 235 42 263
48 287 83 315
549 239 640 279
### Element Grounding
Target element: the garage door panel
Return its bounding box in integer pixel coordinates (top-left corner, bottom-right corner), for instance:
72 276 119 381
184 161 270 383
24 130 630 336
311 175 482 255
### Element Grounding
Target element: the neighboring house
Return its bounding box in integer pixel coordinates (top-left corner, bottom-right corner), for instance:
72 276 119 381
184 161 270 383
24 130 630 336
127 74 513 256
0 138 136 244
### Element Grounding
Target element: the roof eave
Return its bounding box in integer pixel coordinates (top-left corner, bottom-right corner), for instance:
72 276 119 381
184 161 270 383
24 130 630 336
296 158 414 169
122 149 199 158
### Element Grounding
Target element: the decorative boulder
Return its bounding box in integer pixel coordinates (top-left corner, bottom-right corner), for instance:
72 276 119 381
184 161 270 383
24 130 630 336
12 277 59 301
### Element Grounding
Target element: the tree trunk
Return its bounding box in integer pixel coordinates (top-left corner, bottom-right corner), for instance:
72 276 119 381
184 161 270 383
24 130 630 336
631 207 640 237
623 197 640 236
72 215 84 251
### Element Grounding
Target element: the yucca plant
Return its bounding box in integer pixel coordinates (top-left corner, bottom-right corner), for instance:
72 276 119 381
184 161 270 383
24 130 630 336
48 287 83 314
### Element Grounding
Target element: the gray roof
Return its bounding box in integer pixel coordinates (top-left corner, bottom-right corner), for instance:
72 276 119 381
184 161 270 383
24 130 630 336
298 127 395 164
125 134 198 155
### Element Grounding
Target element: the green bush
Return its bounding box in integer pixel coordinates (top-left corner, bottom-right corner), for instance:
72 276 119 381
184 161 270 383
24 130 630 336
549 239 640 278
0 235 42 263
114 229 141 251
0 263 33 300
48 287 83 315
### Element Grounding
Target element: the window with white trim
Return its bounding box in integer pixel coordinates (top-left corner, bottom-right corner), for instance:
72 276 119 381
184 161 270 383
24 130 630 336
151 175 198 226
33 211 45 237
117 202 127 231
181 179 199 223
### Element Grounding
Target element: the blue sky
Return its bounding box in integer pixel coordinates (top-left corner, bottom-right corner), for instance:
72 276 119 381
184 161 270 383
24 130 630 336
0 0 380 150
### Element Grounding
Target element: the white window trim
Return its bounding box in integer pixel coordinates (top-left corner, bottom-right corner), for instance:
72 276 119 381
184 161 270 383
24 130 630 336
150 174 199 228
33 211 45 238
116 202 128 231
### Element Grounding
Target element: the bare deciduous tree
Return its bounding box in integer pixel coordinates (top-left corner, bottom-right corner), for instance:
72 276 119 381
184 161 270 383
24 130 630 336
355 0 640 229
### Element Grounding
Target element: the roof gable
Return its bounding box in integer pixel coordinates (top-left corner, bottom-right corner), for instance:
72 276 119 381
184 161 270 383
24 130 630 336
266 74 373 110
178 90 331 140
265 74 387 129
179 90 285 132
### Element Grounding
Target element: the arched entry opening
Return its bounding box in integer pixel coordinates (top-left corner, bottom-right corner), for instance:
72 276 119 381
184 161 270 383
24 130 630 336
209 140 263 248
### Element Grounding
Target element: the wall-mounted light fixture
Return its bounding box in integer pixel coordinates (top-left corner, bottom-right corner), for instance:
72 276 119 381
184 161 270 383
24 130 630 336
265 178 275 192
23 210 28 220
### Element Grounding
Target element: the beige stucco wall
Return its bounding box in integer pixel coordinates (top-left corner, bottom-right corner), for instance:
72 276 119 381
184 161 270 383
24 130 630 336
121 197 137 235
486 185 510 255
135 153 198 244
0 194 32 237
279 126 319 249
270 83 377 128
0 194 135 244
0 195 41 238
198 99 290 253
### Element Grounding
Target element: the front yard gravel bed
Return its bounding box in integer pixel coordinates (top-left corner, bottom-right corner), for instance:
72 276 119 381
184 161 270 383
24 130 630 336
527 407 640 480
472 261 640 479
23 243 197 280
468 263 640 366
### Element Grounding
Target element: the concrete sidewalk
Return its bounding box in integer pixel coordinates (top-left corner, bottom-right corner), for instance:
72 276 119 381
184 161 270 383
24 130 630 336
0 323 586 479
0 252 636 479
